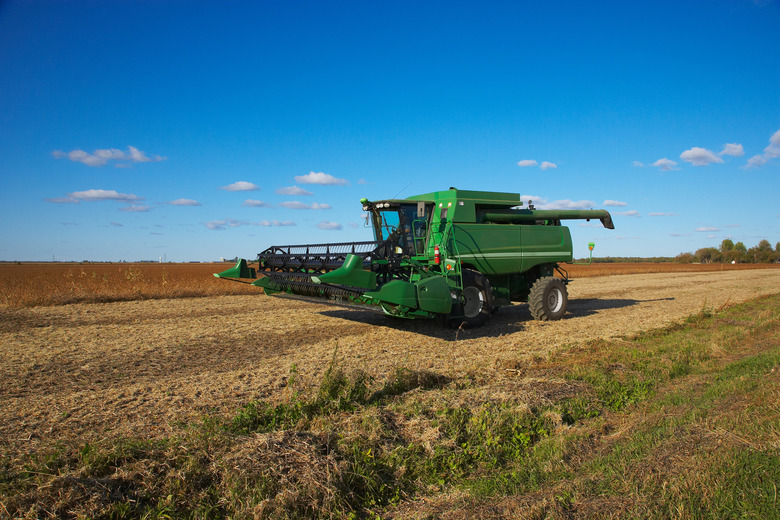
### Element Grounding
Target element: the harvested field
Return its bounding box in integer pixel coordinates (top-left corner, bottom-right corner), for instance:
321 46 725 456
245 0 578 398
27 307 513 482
1 268 779 462
1 261 777 308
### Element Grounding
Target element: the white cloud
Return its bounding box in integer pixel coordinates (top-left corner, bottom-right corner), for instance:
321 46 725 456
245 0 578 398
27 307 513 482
52 146 165 167
603 200 627 207
696 226 720 232
169 198 202 206
766 129 780 153
242 199 270 207
517 160 556 170
519 194 543 203
278 201 331 210
614 210 640 217
719 143 744 157
68 189 142 202
680 147 723 166
517 160 538 167
206 218 296 230
747 128 780 167
257 220 296 227
318 221 342 230
205 218 248 230
295 171 349 185
632 161 645 167
539 199 596 210
652 158 678 171
45 196 80 204
126 146 163 163
110 222 123 227
220 181 259 191
746 155 767 168
119 205 151 212
276 186 313 196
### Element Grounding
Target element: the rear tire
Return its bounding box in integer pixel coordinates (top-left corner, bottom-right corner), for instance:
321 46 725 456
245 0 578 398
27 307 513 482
528 276 568 321
448 269 494 328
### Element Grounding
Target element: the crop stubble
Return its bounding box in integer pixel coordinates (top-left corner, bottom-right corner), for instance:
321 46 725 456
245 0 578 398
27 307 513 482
1 269 779 458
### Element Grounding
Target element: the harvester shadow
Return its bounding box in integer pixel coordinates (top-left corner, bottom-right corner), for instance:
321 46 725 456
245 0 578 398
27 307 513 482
318 297 674 338
566 297 675 318
318 308 526 340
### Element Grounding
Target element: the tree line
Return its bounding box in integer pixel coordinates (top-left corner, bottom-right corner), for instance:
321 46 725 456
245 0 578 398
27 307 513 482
676 239 780 264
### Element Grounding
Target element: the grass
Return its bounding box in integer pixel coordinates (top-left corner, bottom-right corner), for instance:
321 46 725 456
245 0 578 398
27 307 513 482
1 294 777 518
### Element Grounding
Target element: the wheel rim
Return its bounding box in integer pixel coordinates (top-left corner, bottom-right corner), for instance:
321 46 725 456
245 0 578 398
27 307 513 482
462 286 484 318
547 287 563 313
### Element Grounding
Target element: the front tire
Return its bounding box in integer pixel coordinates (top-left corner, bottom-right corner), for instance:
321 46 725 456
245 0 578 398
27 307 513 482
449 269 494 328
528 276 568 321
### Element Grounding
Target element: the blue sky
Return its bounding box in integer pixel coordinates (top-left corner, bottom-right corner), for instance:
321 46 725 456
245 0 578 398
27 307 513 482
1 0 778 262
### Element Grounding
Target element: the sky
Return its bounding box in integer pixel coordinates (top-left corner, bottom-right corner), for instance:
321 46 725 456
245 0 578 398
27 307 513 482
1 0 778 262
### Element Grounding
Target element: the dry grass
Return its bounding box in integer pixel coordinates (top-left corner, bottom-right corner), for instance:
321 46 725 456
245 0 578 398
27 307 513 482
562 261 779 278
3 291 776 519
0 263 257 308
1 261 777 309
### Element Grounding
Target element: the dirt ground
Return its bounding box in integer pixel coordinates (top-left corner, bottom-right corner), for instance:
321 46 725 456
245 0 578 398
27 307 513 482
2 269 779 458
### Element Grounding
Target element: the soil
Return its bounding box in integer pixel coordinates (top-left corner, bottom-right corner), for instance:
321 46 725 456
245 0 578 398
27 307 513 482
2 269 779 458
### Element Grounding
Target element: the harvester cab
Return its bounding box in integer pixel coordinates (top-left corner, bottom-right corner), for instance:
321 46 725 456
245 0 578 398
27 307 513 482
215 188 614 327
364 198 433 257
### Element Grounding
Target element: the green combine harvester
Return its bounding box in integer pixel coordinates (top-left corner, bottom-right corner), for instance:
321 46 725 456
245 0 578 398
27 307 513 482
215 188 614 327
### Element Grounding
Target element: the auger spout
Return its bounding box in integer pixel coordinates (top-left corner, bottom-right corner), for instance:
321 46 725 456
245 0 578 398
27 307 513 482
483 209 614 229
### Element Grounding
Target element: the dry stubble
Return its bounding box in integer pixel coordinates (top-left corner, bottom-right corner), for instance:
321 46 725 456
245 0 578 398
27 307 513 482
1 269 779 459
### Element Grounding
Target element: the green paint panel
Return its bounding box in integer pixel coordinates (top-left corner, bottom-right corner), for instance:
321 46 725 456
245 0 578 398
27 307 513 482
213 259 256 279
313 253 377 289
251 276 279 294
415 276 452 314
365 280 418 308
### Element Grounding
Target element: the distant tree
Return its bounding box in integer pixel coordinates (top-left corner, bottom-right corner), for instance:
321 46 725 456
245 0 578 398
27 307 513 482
748 239 775 263
731 241 748 263
719 239 740 263
695 247 721 263
675 252 695 263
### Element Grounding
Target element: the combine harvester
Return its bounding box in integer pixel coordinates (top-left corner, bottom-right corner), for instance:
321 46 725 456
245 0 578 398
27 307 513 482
215 188 614 327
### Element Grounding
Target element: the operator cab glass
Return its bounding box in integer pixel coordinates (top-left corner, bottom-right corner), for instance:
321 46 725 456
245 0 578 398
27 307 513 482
371 202 432 256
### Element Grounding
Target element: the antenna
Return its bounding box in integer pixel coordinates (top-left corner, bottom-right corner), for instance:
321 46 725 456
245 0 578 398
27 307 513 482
391 181 412 200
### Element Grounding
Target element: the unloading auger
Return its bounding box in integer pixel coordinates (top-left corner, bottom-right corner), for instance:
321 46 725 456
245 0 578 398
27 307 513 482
215 188 614 327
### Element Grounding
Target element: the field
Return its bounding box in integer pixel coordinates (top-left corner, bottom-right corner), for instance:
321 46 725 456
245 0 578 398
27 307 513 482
0 261 775 308
1 264 779 518
0 263 258 308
